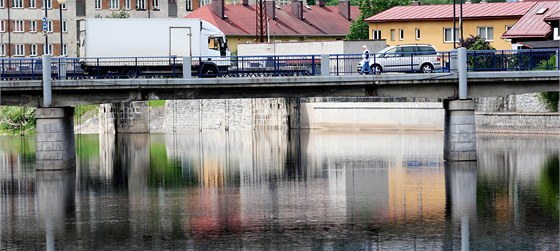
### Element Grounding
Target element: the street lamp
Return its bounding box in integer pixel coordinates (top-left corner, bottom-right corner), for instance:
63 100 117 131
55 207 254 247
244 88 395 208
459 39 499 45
57 0 67 56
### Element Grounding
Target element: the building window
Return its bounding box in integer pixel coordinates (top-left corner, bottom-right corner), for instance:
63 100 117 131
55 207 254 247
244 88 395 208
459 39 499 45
390 29 395 41
444 28 459 43
42 0 51 9
62 20 67 33
14 44 25 56
478 26 494 41
0 0 4 8
372 30 381 40
0 20 4 32
200 0 209 7
61 3 65 9
13 0 24 8
62 43 67 56
124 0 131 10
47 20 53 32
137 0 146 9
95 0 101 9
415 29 420 40
30 20 37 32
153 0 159 10
14 20 24 32
43 43 53 55
29 0 36 8
0 44 5 56
110 0 119 10
30 44 37 56
399 29 404 40
186 0 192 11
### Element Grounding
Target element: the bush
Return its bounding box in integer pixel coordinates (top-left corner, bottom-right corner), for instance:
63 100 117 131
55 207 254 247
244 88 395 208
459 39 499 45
0 106 36 135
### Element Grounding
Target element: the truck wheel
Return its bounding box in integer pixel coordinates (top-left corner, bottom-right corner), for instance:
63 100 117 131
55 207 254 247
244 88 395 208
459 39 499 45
126 69 137 78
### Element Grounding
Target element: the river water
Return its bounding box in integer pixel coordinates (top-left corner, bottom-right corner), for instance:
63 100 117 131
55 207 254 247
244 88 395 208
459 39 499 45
0 130 558 250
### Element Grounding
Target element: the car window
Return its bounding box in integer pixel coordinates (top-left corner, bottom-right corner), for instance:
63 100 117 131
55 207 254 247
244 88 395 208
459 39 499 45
418 46 436 54
382 47 397 57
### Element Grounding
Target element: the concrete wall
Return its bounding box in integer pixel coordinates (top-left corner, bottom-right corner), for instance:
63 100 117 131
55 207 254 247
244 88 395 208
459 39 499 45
237 40 387 56
299 102 444 130
476 113 560 134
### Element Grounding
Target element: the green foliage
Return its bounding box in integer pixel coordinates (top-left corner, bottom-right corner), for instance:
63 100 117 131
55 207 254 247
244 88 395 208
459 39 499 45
536 55 558 112
0 106 36 135
346 0 411 40
536 54 557 70
538 92 559 112
149 100 166 108
460 35 494 50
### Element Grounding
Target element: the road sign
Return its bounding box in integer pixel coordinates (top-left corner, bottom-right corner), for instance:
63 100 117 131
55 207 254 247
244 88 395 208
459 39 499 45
42 17 48 32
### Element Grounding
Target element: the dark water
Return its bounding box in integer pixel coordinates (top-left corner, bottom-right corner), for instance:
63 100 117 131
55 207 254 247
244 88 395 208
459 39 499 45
0 131 558 250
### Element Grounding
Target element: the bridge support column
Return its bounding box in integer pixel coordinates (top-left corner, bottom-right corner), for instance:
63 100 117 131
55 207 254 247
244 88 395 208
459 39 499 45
444 100 477 161
35 107 76 170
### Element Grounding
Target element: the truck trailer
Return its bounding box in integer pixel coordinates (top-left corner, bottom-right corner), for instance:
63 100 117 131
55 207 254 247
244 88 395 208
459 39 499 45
78 18 230 77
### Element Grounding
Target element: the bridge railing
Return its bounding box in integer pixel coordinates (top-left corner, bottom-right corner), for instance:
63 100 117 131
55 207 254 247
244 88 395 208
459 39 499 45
0 49 558 80
467 48 559 71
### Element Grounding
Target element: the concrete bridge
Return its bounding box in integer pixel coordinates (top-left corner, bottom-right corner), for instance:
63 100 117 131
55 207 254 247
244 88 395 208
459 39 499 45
0 71 558 107
0 48 558 170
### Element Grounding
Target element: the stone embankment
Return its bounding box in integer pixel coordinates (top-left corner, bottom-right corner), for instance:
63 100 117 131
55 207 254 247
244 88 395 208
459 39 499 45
74 94 558 134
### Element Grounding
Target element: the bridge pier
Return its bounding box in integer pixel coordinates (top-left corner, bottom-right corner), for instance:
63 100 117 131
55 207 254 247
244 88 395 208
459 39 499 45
444 100 477 161
35 107 76 170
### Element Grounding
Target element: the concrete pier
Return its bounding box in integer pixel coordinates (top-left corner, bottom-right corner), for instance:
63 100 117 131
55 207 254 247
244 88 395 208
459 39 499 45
444 100 477 161
35 107 76 170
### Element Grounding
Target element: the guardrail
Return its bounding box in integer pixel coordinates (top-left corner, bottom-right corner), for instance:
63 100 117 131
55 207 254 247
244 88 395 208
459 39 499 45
0 49 557 80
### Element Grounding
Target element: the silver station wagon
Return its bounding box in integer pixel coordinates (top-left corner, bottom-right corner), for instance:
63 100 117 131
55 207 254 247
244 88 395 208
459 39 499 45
358 44 442 74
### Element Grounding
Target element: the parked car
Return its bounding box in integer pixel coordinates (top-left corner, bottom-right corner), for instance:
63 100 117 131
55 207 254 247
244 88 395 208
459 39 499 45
357 44 442 74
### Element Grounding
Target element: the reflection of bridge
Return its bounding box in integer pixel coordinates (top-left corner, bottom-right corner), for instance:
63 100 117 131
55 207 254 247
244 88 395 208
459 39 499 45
0 49 558 170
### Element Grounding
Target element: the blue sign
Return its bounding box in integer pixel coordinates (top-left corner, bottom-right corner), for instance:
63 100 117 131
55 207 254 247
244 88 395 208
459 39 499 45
42 17 48 32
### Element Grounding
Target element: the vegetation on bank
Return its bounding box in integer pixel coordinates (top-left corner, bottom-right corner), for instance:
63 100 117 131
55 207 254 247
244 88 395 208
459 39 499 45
0 106 36 135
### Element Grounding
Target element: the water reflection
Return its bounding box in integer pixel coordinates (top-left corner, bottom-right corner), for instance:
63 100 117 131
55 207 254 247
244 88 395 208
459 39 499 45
0 132 557 249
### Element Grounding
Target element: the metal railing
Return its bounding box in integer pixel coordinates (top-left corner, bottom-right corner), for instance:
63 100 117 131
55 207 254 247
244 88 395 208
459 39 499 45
0 49 557 80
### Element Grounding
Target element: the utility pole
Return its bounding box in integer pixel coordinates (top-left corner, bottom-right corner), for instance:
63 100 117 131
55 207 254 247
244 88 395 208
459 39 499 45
256 0 266 42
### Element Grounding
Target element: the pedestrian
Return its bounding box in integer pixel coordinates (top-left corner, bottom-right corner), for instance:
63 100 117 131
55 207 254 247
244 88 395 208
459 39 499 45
360 45 373 75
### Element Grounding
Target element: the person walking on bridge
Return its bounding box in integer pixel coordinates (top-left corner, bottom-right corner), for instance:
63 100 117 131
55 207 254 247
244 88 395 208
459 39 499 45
360 45 373 75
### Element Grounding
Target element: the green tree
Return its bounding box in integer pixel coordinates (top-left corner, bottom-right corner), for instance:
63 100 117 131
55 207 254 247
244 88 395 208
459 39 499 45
346 0 411 40
460 35 494 50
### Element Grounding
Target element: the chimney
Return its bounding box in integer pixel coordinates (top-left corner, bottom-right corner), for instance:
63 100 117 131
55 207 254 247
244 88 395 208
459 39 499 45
411 0 420 6
318 0 326 7
243 0 249 6
266 0 276 19
291 0 304 20
338 0 351 21
211 0 225 19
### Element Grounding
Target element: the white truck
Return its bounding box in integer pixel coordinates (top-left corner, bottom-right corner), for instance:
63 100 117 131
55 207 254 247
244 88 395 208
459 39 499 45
77 18 230 77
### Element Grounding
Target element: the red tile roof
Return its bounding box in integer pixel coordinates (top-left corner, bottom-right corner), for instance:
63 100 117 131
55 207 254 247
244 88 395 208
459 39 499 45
502 1 560 39
187 4 360 36
365 2 535 23
543 9 560 22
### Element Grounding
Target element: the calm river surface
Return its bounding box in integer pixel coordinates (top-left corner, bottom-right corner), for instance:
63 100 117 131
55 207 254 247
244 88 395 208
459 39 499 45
0 130 558 250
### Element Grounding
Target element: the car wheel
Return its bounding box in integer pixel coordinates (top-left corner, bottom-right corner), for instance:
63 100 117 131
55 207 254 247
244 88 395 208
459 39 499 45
372 64 382 74
421 63 434 73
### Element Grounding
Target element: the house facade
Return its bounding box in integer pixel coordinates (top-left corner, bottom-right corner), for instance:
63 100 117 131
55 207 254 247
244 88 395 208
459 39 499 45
502 1 560 49
0 0 197 58
187 0 359 53
365 1 536 51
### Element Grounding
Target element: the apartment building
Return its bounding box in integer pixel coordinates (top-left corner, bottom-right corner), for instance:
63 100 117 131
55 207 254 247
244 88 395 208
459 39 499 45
0 0 198 58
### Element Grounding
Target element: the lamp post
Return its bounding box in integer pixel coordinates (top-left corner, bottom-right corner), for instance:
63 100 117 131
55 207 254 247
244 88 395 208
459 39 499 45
57 0 67 56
